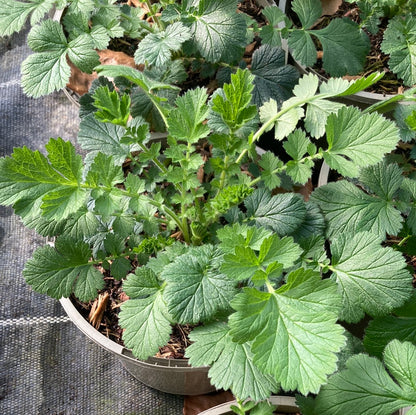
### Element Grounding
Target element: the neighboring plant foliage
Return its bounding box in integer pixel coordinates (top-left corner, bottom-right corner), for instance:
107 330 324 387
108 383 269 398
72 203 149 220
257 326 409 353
298 340 416 415
262 0 416 86
345 0 416 87
260 0 370 77
0 0 299 103
0 66 415 413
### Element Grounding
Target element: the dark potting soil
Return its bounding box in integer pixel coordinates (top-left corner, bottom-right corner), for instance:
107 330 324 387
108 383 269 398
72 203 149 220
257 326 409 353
71 274 194 359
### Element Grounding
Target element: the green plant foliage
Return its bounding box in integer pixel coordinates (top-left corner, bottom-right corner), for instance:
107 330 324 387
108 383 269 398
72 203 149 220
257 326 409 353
119 291 173 359
364 292 416 358
329 231 413 323
311 160 414 238
23 237 104 301
134 21 191 67
181 0 247 64
162 245 237 324
1 0 300 101
0 68 414 407
21 19 100 97
381 16 416 86
262 0 370 77
250 45 300 107
302 340 416 415
0 0 57 37
228 268 345 395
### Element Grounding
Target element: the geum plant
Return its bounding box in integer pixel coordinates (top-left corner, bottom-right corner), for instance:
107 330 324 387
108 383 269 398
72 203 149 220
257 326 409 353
261 0 416 87
0 0 299 111
1 66 416 414
344 0 416 87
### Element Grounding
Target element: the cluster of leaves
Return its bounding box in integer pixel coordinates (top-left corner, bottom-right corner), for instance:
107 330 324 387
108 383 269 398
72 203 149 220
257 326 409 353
344 0 416 87
259 0 370 77
345 0 416 32
0 0 301 104
0 65 415 414
263 0 416 87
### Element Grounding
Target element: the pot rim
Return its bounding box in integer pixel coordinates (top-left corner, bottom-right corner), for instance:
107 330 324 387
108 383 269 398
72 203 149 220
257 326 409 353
198 395 299 415
59 296 209 371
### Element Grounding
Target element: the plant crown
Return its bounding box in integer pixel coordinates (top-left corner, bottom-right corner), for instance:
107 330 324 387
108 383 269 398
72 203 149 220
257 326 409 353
0 64 416 413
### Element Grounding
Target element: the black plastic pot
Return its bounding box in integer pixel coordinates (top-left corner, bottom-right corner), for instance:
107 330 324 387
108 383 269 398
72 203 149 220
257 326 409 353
59 297 215 395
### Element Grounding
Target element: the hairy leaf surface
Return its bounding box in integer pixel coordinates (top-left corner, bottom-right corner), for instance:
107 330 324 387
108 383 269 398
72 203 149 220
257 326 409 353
134 22 191 67
162 245 237 324
251 45 299 107
186 0 247 63
23 237 103 301
313 19 370 76
313 341 416 415
78 115 132 165
168 87 210 143
330 232 413 323
229 269 345 394
0 138 85 221
323 106 400 177
364 293 416 358
245 189 306 236
381 16 416 86
0 0 55 36
311 180 403 239
186 323 279 401
21 20 99 97
119 293 173 359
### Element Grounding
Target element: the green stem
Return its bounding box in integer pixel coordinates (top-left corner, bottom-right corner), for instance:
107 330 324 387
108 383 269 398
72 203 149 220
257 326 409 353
235 95 316 164
218 155 229 191
137 143 167 174
248 153 323 188
148 95 169 129
398 235 411 247
265 280 275 294
143 0 164 31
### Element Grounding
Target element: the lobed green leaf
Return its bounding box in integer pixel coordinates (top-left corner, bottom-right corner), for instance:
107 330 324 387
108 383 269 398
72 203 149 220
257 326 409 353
134 22 191 67
119 293 173 360
229 268 345 394
330 231 413 323
23 237 103 301
323 106 400 178
313 341 416 415
381 16 416 86
251 45 300 107
162 245 237 324
186 0 247 64
313 19 370 76
186 322 279 401
245 189 306 236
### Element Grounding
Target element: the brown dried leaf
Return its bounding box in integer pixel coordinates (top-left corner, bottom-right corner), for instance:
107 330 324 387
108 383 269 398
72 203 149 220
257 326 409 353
66 50 142 96
88 292 109 329
321 0 342 16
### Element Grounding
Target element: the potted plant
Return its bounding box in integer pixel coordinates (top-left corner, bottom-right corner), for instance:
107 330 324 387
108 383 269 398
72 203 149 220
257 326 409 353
0 63 415 411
